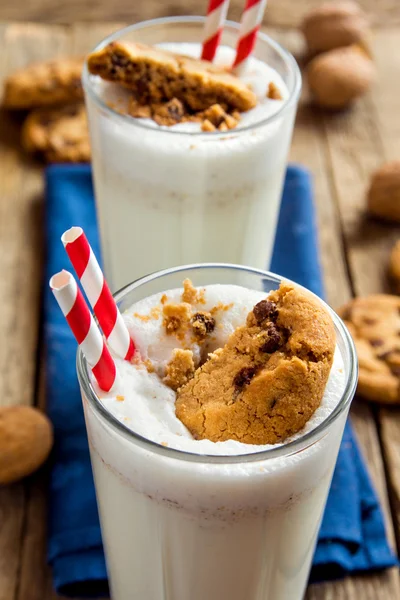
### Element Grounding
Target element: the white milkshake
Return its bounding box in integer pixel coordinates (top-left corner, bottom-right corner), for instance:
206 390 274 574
83 19 301 291
78 267 357 600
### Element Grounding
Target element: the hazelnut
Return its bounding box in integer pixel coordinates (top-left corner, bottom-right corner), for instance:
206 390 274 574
0 405 53 484
367 161 400 223
301 1 370 55
306 45 375 109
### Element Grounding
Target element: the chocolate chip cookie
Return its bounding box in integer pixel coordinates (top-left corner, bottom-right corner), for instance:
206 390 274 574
22 103 90 163
87 41 257 112
176 282 336 445
3 57 84 109
339 294 400 403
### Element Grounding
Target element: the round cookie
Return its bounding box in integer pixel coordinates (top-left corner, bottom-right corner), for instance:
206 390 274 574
175 283 336 445
22 103 90 163
3 57 84 109
338 294 400 403
389 240 400 293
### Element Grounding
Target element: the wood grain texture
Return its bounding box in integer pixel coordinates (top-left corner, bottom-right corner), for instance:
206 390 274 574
363 28 400 555
274 26 400 600
0 0 399 28
0 19 399 600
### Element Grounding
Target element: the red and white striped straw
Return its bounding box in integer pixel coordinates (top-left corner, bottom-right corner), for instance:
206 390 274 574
232 0 268 74
50 270 117 392
61 227 135 362
201 0 230 62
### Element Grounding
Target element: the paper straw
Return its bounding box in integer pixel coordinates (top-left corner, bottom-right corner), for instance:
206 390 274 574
50 270 117 392
232 0 268 74
201 0 230 61
61 227 135 362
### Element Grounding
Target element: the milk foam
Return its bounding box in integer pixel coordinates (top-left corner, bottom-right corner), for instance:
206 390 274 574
95 284 346 456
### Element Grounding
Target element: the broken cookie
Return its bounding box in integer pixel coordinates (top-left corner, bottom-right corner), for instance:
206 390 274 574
87 41 257 112
175 282 336 445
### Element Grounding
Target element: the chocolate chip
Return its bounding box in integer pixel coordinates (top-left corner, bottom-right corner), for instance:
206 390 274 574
166 98 184 121
63 106 79 117
253 300 278 324
362 317 376 325
233 367 256 390
39 116 53 126
378 351 392 360
111 53 129 68
70 77 82 90
191 312 215 337
259 325 282 353
370 339 384 347
390 365 400 377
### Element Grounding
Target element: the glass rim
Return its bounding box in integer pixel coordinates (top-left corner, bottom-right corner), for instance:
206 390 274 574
81 15 302 138
77 263 358 465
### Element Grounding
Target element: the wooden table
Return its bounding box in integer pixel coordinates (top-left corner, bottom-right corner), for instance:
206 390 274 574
1 20 400 600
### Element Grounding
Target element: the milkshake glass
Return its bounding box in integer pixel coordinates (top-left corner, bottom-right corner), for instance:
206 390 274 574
82 18 301 291
77 264 357 600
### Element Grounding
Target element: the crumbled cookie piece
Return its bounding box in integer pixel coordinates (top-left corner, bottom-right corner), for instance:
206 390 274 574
152 98 185 126
175 283 335 445
201 119 216 132
267 81 283 100
21 103 90 163
129 96 186 125
191 312 216 340
163 349 195 391
338 294 400 403
87 41 257 112
181 279 198 304
129 98 152 119
3 57 84 109
203 103 226 127
202 103 240 131
163 303 192 338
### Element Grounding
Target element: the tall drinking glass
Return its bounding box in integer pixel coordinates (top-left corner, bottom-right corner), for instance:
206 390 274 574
77 264 357 600
83 19 301 291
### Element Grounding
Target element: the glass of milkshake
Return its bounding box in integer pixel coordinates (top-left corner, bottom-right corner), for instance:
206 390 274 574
77 263 357 600
82 18 301 291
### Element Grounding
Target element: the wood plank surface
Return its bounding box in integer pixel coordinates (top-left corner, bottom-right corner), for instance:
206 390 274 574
0 19 399 600
0 0 399 29
277 26 400 600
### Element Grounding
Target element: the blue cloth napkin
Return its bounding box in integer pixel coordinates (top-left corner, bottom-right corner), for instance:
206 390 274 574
44 164 397 597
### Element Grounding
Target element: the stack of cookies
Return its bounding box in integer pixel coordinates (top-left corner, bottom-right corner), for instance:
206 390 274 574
2 57 90 162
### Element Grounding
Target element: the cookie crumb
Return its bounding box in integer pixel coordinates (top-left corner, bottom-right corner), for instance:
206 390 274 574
152 98 185 126
163 349 195 391
202 103 240 131
191 312 216 339
202 119 216 132
161 294 168 305
267 81 283 100
133 307 161 322
143 359 155 373
116 395 125 402
181 279 197 304
128 98 152 118
163 303 192 338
